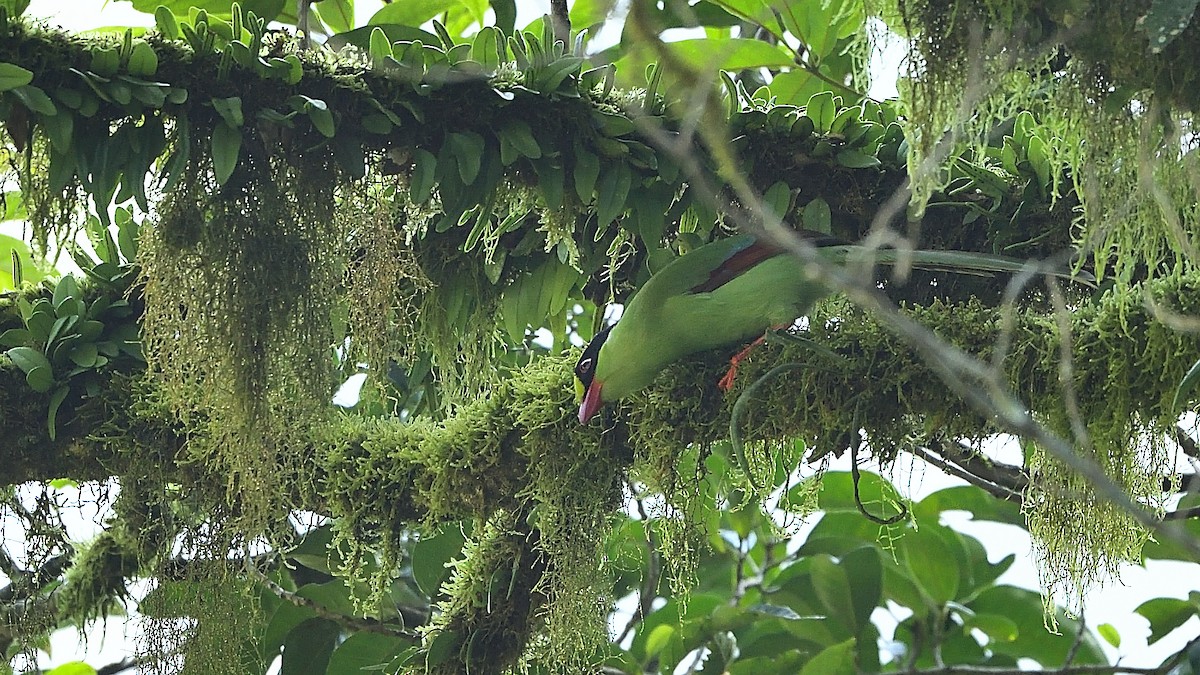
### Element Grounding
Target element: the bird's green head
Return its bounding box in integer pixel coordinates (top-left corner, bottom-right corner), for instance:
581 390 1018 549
574 324 612 424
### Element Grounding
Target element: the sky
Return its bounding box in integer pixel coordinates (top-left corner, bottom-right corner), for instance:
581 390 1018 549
11 0 1200 672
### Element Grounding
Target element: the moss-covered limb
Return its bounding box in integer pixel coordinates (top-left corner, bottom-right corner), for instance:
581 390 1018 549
4 271 1197 498
661 273 1200 457
420 513 547 675
316 354 622 537
3 266 1196 492
0 18 1080 261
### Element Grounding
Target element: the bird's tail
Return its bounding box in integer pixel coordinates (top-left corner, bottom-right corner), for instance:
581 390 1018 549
835 245 1095 286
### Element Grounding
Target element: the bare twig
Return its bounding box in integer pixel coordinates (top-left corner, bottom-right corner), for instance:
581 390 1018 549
97 656 148 675
615 494 660 645
938 440 1030 492
1176 426 1200 461
1164 505 1200 520
912 446 1022 503
250 566 418 638
1063 615 1087 666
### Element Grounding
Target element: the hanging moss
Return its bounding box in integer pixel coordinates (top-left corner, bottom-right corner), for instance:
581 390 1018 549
140 120 341 532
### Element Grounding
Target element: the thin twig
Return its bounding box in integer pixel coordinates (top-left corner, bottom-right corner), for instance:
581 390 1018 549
250 566 418 639
938 439 1029 492
912 446 1022 503
1176 426 1200 461
1163 505 1200 520
615 494 660 645
1063 615 1087 666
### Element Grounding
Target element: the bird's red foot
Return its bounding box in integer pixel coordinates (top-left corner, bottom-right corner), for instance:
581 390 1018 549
719 335 767 392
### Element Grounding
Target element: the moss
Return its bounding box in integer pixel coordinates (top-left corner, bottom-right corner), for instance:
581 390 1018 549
58 531 139 625
422 514 545 674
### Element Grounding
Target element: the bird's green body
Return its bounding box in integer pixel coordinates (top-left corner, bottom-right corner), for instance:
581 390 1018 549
574 233 1080 423
595 238 826 401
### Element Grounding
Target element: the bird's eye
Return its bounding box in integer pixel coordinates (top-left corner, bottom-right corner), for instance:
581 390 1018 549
577 357 593 374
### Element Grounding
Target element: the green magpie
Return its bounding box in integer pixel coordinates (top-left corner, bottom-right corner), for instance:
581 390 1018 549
574 232 1087 423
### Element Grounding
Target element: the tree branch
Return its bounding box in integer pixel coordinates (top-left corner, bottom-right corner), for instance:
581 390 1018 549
250 566 419 639
912 445 1023 503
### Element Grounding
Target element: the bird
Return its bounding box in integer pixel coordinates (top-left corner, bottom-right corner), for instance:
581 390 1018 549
574 231 1089 423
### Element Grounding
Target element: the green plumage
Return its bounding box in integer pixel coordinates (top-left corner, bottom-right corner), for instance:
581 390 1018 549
575 233 1082 423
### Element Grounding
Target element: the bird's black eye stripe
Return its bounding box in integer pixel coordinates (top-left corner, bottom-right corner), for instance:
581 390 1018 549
575 324 613 386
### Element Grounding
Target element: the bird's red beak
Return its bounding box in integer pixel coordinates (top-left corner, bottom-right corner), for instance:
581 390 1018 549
578 379 604 424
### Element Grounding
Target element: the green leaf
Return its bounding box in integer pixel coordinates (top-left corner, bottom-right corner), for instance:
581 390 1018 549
899 525 961 605
1174 358 1200 409
313 0 354 34
571 0 618 28
261 596 317 656
0 0 31 18
840 546 882 632
595 163 632 227
211 96 244 127
1097 623 1120 648
1136 597 1199 645
644 623 677 658
768 70 824 107
211 120 243 185
801 197 831 233
412 524 466 597
661 38 793 72
280 617 339 675
47 384 69 440
154 6 180 40
747 603 805 620
1026 134 1051 191
971 586 1106 664
810 555 856 635
409 148 437 203
127 40 159 77
297 580 357 615
0 62 33 92
25 364 53 393
914 484 1024 526
763 181 791 219
1140 0 1200 53
0 328 30 347
326 633 405 675
447 131 485 184
290 95 335 137
799 638 856 675
779 0 839 58
498 120 541 160
6 345 52 376
963 612 1019 643
573 145 600 203
533 158 564 210
836 148 880 168
12 85 56 115
69 343 99 368
368 26 392 60
368 0 455 27
807 91 837 133
423 630 460 667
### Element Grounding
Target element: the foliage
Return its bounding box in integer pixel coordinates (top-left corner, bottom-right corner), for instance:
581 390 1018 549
1 0 1200 674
